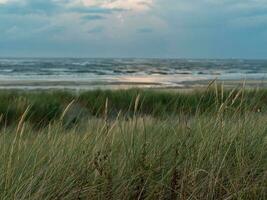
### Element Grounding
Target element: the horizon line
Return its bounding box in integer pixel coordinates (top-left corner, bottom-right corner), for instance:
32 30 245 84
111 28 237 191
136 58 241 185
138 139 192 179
1 56 267 60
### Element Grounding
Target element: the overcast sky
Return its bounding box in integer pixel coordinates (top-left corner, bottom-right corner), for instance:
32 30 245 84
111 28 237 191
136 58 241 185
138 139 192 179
0 0 267 58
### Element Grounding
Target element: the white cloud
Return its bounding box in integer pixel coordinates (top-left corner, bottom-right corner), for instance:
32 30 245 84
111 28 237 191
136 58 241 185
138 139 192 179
103 0 153 11
0 0 9 4
79 0 153 11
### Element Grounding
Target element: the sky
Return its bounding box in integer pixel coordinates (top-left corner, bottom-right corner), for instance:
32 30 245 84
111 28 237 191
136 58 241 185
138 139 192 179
0 0 267 58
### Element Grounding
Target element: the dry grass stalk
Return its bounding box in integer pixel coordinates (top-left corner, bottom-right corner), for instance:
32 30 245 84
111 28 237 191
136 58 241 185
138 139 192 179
60 100 75 121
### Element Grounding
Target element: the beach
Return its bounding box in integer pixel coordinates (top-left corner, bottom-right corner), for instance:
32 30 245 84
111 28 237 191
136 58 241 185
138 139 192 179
0 58 266 90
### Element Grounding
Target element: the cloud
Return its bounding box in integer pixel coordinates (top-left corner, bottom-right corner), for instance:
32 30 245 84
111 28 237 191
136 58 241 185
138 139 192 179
0 0 8 4
0 0 126 16
0 0 267 58
0 0 62 15
82 14 106 21
80 0 153 11
153 0 267 30
102 0 153 11
230 14 267 28
137 27 153 33
88 26 104 34
70 6 124 14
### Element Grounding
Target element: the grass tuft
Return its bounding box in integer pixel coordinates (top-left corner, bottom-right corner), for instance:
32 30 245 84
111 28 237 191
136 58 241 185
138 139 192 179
0 87 266 199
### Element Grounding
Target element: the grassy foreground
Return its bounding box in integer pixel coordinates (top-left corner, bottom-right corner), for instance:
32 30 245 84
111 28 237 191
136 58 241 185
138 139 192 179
0 87 266 199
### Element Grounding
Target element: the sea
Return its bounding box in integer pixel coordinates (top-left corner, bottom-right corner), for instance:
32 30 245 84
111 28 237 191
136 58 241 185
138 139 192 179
0 58 266 89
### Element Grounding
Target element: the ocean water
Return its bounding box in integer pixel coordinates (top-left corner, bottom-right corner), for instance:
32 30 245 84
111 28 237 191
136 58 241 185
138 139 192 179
0 58 266 89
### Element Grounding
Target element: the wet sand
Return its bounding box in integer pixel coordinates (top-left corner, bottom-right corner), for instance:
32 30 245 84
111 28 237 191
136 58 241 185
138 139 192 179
182 79 267 89
0 78 266 90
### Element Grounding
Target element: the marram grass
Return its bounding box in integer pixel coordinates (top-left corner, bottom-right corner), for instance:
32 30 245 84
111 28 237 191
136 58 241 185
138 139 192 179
0 88 266 199
0 87 267 125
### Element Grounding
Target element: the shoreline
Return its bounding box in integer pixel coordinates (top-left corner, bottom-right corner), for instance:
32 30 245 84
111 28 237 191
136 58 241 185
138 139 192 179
0 79 266 90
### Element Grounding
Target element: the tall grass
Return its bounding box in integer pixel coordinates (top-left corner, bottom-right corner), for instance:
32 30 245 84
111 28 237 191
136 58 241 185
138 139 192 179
0 87 266 127
0 86 266 199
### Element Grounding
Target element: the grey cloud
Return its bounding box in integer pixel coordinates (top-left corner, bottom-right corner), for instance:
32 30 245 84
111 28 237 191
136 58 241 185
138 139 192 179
88 26 104 34
0 0 62 15
0 0 125 16
137 28 153 33
82 15 106 21
1 0 267 58
70 6 125 14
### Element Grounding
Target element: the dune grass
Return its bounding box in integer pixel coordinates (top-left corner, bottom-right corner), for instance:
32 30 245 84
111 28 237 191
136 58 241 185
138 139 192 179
0 86 266 127
0 86 266 199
